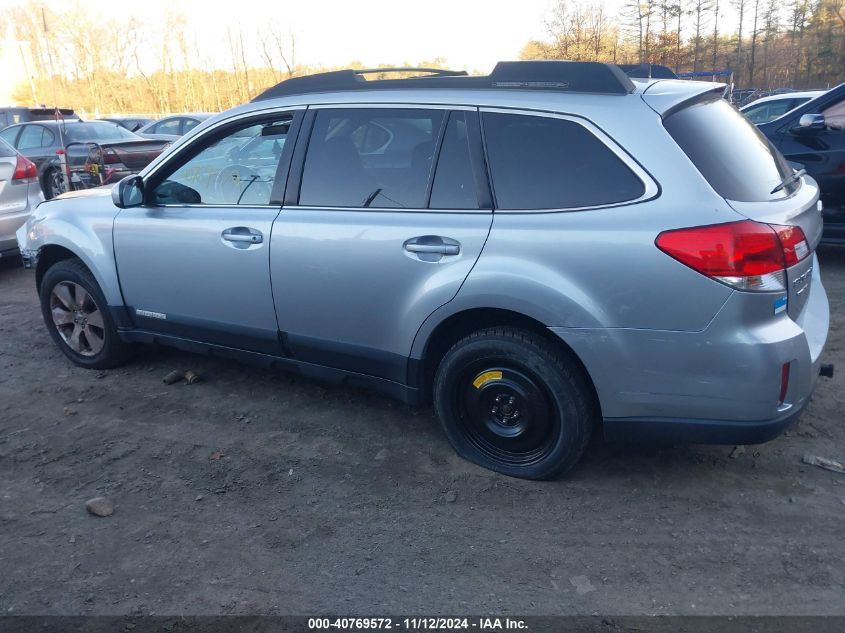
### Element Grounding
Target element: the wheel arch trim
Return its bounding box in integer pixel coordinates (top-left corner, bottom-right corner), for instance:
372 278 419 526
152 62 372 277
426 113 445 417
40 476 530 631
34 236 122 306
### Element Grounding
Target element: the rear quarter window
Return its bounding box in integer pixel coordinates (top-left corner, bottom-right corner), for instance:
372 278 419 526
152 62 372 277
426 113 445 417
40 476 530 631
664 96 796 201
481 111 646 210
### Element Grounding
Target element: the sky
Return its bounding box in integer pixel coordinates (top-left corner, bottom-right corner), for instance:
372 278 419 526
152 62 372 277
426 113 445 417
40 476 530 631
0 0 598 73
4 0 745 74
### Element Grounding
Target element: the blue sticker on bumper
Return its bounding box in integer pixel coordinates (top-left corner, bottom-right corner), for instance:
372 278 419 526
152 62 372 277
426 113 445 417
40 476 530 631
774 295 788 314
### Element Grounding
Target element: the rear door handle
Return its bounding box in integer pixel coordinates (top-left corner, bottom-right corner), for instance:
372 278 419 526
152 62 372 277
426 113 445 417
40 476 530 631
222 227 263 247
403 236 461 259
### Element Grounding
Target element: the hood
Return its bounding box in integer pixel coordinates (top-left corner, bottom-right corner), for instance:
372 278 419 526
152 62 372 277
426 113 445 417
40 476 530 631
52 185 113 201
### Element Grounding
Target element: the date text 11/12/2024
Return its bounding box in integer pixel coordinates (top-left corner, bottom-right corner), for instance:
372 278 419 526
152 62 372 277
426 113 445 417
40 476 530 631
307 617 528 630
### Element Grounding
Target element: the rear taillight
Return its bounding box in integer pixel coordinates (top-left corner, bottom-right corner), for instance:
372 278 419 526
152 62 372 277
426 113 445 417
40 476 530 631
12 154 38 181
102 148 120 164
656 220 810 292
771 224 810 266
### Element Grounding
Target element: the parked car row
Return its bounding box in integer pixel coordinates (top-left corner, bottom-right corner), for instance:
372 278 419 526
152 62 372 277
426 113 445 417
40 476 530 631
0 121 171 199
741 86 845 243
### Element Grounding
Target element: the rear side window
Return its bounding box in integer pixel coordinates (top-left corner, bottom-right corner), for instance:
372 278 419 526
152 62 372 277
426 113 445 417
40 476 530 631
299 108 446 208
665 96 796 201
430 111 478 209
482 112 645 210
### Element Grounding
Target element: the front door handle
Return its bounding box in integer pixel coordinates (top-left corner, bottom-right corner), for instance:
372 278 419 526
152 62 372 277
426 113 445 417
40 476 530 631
404 242 460 255
222 227 263 247
403 236 461 261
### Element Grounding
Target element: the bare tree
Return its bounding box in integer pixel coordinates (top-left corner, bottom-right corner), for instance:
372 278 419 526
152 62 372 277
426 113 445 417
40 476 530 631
691 0 714 71
712 0 721 70
732 0 746 84
749 0 761 85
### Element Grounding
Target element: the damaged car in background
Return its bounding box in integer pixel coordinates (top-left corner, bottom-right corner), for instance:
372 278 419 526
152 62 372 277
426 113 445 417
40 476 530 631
0 121 170 199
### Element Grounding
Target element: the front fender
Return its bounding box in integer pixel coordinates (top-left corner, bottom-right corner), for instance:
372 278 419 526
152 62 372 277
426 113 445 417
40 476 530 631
16 190 123 306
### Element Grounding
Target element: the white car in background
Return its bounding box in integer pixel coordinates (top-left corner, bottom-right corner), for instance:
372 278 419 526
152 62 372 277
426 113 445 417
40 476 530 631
0 138 43 263
740 90 826 124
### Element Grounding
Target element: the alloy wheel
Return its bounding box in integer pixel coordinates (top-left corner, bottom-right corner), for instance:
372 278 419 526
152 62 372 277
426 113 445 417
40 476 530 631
50 281 105 356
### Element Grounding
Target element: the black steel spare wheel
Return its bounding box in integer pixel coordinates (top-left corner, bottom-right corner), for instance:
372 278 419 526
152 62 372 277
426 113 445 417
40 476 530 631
457 364 559 466
433 327 594 480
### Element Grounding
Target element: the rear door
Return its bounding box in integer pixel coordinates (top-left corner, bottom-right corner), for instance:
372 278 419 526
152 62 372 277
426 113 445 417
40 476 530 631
759 87 845 241
270 105 492 383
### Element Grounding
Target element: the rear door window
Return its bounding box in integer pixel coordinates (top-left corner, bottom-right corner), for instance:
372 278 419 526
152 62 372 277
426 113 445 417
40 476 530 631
0 138 16 157
156 118 181 135
0 127 19 147
481 111 645 210
299 108 446 208
17 125 46 150
664 95 796 201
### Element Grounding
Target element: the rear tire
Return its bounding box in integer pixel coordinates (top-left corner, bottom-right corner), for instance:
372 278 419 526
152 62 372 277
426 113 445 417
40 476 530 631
433 327 594 480
39 258 131 369
43 167 66 199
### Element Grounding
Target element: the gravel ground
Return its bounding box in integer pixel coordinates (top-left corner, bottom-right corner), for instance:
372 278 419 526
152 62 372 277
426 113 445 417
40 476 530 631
0 248 844 616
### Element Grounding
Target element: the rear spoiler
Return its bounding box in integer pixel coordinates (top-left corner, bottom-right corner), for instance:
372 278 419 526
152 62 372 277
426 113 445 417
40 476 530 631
640 81 728 118
30 107 76 116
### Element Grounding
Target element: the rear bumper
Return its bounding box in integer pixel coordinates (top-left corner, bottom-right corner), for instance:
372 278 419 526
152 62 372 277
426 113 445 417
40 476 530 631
603 399 806 444
551 254 829 444
0 208 32 256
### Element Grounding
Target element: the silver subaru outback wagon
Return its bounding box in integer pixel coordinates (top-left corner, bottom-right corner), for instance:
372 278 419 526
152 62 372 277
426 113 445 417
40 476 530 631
17 62 830 480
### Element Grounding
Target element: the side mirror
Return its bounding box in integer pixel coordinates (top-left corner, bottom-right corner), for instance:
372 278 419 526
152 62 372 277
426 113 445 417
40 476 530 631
112 174 144 208
798 113 826 130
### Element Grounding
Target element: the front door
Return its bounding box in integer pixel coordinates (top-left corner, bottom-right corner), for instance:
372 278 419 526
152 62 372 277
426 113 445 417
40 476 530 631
772 94 845 240
114 110 302 352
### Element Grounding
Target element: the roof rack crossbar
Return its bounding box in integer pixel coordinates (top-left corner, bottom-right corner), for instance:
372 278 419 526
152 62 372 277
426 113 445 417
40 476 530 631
252 61 637 102
352 67 469 77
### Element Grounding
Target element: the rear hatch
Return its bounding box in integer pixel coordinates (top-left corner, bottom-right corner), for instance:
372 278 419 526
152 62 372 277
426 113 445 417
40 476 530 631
0 143 29 215
661 92 822 319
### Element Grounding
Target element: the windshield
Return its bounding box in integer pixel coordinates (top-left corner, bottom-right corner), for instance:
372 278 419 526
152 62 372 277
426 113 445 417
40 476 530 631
665 96 798 201
63 122 140 143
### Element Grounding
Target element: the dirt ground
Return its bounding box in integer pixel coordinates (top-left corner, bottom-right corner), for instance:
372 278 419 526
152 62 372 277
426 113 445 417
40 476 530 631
1 248 844 617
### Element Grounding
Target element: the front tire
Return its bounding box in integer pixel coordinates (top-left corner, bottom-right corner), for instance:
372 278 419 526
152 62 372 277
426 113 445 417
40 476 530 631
39 258 131 369
433 327 595 480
